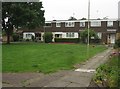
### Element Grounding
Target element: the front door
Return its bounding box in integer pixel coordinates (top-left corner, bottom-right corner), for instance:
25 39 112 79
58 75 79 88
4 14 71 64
108 34 115 44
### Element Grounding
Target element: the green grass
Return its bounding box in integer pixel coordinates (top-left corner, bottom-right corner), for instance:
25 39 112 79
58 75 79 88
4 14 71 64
2 43 107 73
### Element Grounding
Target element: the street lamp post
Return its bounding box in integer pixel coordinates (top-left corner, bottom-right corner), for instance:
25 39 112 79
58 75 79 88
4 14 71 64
87 0 90 58
88 0 90 46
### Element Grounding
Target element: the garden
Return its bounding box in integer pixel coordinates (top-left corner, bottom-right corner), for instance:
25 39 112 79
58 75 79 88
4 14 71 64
93 39 120 88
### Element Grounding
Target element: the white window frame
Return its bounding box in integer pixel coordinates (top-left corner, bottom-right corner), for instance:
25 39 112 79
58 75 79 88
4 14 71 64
25 33 34 39
66 33 75 38
107 21 113 27
107 29 116 32
26 34 32 38
65 22 74 27
91 21 101 27
80 21 85 27
56 22 61 27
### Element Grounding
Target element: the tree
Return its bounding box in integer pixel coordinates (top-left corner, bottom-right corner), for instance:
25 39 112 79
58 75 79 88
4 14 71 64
80 28 99 43
2 2 45 44
68 16 77 20
81 17 87 20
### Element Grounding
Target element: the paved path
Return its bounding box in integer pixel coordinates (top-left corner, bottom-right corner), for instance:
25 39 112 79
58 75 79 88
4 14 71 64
2 48 112 87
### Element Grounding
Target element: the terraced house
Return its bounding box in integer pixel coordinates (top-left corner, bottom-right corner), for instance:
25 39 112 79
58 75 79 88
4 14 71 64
20 19 119 44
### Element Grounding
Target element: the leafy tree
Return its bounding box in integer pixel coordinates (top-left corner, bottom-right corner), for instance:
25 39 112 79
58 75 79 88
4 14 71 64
2 2 45 44
80 28 99 43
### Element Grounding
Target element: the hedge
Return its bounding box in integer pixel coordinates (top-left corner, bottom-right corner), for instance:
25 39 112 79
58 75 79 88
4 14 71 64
44 32 53 43
55 38 79 43
12 34 19 42
114 39 120 48
90 39 101 43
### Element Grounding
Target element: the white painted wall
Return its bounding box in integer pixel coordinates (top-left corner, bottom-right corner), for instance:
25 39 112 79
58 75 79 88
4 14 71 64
62 33 66 38
23 32 35 40
41 32 44 41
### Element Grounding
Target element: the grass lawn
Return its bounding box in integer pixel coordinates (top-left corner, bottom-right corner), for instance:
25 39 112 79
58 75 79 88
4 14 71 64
2 43 107 73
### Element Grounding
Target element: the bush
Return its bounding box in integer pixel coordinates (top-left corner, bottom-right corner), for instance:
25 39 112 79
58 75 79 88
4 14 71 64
55 38 79 43
94 56 118 87
26 39 30 41
12 34 19 42
114 39 120 48
44 32 53 43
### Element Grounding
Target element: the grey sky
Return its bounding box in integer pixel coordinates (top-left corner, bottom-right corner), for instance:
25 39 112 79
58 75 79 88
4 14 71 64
41 0 120 21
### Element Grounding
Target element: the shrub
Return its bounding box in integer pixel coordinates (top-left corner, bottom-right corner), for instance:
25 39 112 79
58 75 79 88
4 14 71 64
55 38 79 43
90 39 101 43
44 32 53 43
93 56 118 87
114 39 120 48
12 34 19 42
26 39 30 41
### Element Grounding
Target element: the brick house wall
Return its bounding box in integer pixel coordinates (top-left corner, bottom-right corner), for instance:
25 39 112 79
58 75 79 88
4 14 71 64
43 19 118 44
18 19 119 44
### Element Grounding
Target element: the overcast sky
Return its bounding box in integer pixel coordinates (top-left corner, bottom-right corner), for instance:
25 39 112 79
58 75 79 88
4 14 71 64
41 0 120 21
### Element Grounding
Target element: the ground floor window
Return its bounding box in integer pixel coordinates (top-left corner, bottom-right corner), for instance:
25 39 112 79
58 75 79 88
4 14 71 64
55 34 62 38
66 33 75 38
23 32 35 40
26 34 32 39
35 33 41 40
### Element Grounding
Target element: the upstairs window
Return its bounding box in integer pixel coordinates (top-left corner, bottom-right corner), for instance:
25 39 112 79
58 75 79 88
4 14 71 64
56 22 61 27
91 21 101 27
107 21 113 27
45 22 52 27
65 22 74 27
80 22 85 27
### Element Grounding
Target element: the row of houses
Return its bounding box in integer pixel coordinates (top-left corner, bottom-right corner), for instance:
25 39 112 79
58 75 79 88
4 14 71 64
17 19 120 44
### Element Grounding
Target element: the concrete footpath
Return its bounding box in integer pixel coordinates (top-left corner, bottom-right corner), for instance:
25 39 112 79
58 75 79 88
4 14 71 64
2 48 112 87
